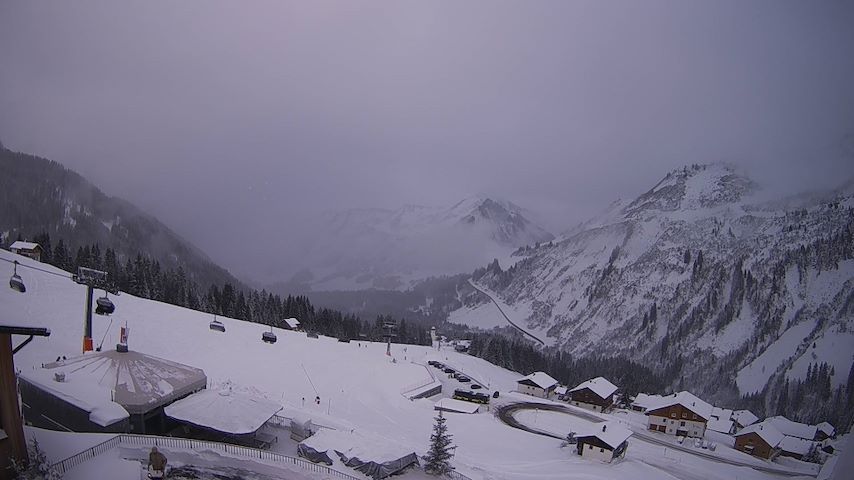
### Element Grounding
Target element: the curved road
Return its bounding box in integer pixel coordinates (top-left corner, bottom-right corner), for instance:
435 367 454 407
468 280 545 345
496 402 814 478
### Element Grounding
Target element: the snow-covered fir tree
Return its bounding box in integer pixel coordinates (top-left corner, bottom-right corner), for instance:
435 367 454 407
424 410 455 476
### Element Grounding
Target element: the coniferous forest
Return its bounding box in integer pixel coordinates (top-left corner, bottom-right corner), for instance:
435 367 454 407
19 231 431 346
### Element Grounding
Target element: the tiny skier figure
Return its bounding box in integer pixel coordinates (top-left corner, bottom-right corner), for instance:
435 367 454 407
148 446 167 479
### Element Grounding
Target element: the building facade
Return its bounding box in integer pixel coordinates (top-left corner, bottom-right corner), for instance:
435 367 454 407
646 404 707 438
9 241 43 262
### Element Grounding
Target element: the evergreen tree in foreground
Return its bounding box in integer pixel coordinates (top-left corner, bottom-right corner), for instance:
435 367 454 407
424 410 455 476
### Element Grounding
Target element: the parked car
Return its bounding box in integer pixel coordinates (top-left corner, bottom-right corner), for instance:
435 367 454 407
470 384 482 390
457 376 471 383
694 438 702 448
443 368 455 374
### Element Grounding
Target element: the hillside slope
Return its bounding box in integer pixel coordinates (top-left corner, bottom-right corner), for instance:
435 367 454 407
1 248 807 480
0 146 241 289
457 164 854 408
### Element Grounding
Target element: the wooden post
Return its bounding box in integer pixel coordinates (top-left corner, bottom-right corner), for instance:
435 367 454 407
0 333 28 479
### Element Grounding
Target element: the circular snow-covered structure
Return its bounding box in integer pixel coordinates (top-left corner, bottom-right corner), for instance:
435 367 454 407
20 349 207 434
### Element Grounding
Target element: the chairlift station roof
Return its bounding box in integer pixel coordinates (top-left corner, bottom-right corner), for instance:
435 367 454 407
20 349 207 417
165 388 282 435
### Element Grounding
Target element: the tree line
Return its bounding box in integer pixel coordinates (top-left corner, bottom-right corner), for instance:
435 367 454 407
466 330 669 401
23 231 431 346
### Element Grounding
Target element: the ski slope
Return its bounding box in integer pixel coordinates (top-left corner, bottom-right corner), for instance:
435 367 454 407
0 249 817 479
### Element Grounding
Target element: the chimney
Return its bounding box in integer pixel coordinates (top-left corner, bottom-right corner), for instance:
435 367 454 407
602 424 607 432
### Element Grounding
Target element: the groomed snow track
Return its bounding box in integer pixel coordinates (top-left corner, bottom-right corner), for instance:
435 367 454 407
468 280 545 345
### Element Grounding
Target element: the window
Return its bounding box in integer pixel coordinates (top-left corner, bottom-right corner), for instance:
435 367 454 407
588 444 593 450
680 421 686 427
670 412 677 418
600 448 604 453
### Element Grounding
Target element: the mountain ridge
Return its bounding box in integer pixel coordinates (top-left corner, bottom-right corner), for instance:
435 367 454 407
0 146 243 290
455 163 854 414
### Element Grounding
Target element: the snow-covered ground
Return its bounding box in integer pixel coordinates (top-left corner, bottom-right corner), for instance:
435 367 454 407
1 249 828 479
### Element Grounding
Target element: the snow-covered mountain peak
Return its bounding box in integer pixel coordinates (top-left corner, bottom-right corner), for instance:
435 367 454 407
625 163 758 216
286 196 554 291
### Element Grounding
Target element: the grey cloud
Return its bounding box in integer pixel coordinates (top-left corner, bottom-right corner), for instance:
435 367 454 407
1 0 852 279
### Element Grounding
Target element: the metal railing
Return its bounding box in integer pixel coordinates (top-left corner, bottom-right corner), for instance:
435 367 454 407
270 413 337 431
51 433 361 479
51 435 122 474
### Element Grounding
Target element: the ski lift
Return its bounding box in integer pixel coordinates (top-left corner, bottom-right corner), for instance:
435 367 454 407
9 260 25 293
262 326 277 344
95 291 115 315
209 315 225 332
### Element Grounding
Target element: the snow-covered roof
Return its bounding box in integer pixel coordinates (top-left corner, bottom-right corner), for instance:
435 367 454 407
434 398 479 414
644 391 713 421
710 407 732 420
766 416 817 440
9 241 40 250
779 435 814 456
517 372 558 390
282 317 300 328
569 376 618 399
816 421 835 437
576 422 632 449
631 393 664 410
735 421 784 448
20 349 207 416
732 409 759 427
707 416 734 434
555 386 568 396
301 428 416 463
164 388 282 435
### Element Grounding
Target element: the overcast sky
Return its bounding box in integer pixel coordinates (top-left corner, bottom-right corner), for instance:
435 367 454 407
1 1 853 280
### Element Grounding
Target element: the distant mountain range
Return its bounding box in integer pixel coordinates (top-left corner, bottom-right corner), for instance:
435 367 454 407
453 163 854 411
276 196 554 292
0 146 241 289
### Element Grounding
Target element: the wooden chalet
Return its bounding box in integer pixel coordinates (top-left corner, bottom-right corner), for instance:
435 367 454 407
731 409 759 430
568 377 618 412
815 422 835 441
644 391 712 438
575 422 632 463
734 421 784 460
281 317 301 331
8 241 43 262
516 372 558 399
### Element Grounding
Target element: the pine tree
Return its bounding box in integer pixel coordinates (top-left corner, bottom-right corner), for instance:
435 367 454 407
12 438 61 480
424 410 455 476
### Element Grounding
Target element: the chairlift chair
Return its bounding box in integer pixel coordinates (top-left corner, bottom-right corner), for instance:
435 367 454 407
262 326 277 344
9 261 25 293
95 292 115 315
209 315 226 332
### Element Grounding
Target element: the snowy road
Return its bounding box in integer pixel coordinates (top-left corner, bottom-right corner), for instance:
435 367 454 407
467 280 545 345
496 402 815 478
